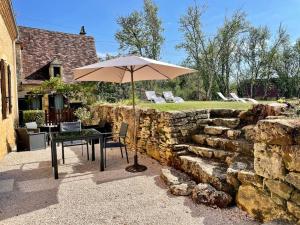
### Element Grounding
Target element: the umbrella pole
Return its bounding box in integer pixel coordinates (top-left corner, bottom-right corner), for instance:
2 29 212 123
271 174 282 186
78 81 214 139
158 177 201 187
125 67 147 173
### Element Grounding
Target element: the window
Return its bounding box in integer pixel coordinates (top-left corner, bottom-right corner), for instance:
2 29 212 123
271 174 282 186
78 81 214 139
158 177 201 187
0 59 7 119
0 59 13 119
53 66 61 77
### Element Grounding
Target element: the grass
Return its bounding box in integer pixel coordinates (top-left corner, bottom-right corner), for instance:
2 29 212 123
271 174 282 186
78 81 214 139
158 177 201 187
137 100 275 112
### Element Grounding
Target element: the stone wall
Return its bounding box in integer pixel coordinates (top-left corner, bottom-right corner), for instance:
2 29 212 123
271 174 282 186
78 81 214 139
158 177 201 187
237 119 300 223
91 104 210 165
0 0 18 159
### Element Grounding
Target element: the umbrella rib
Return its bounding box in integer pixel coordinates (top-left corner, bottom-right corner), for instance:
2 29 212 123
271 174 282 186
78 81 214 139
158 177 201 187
145 65 172 80
74 67 103 80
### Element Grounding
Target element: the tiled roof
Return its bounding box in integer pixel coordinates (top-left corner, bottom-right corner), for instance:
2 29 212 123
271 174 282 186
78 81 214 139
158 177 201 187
18 26 99 83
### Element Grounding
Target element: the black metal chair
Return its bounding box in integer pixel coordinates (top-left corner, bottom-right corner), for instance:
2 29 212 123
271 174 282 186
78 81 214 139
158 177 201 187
104 122 129 167
60 121 89 164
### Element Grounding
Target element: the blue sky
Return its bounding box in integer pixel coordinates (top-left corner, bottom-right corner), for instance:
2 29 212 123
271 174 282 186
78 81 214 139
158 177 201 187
12 0 300 64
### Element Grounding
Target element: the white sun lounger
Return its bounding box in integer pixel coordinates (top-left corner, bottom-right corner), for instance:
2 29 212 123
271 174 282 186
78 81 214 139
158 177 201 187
230 93 258 104
145 91 166 104
217 92 234 101
163 91 184 103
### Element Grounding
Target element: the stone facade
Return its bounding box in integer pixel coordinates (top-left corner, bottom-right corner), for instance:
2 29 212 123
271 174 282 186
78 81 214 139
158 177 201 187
91 104 210 165
237 119 300 223
0 0 18 159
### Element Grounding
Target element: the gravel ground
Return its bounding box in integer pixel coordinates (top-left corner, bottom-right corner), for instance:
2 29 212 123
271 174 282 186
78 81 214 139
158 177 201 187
0 145 260 225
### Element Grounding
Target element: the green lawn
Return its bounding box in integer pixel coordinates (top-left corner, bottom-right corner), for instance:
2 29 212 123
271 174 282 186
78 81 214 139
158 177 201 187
137 101 274 112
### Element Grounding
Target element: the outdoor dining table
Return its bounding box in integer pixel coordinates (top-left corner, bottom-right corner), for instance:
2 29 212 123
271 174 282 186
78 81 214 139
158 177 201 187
50 128 104 179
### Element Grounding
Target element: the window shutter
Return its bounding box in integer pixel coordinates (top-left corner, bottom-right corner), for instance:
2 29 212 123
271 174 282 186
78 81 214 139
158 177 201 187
7 65 12 113
0 59 7 119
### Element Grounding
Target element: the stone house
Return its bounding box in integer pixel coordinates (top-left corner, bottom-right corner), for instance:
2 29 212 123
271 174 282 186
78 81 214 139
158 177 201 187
0 0 19 159
16 26 98 115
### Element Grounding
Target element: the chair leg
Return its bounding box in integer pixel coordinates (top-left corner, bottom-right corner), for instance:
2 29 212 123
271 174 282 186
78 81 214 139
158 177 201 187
120 146 124 158
62 145 65 164
81 145 83 156
104 147 107 168
124 145 129 163
86 143 89 160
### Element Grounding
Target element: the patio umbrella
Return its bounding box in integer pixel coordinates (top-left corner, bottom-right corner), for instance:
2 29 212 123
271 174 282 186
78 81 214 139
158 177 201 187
73 55 196 172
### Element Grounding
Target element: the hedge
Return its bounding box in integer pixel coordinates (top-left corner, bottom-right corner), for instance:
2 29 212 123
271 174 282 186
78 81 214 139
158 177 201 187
23 110 45 126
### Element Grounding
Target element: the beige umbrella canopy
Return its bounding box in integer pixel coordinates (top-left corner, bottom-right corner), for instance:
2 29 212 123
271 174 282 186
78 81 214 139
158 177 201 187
73 55 196 172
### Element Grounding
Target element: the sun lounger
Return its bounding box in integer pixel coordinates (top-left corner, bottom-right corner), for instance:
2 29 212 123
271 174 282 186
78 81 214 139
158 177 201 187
217 92 234 101
145 91 166 103
163 91 184 103
230 93 258 104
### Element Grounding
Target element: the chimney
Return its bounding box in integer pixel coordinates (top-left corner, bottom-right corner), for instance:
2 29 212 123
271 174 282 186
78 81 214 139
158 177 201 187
79 26 86 35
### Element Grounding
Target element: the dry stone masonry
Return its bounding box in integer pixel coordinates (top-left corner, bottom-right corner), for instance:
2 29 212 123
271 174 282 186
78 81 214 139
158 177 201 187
93 104 300 223
237 119 300 223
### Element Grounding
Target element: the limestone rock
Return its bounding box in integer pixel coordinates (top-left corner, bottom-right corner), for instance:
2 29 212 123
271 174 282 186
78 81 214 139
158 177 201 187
226 155 254 190
242 125 256 142
160 168 191 186
265 179 294 200
237 169 263 188
282 145 300 172
191 183 232 208
236 185 296 223
192 134 208 145
212 118 240 129
173 155 233 194
254 143 286 179
271 193 286 207
204 126 230 135
291 190 300 206
170 181 196 196
285 172 300 190
187 145 233 161
226 130 241 140
254 119 300 145
287 201 300 219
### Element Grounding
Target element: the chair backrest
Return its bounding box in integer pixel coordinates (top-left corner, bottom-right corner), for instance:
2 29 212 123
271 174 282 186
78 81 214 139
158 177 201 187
25 122 38 129
145 91 157 100
217 92 228 101
60 121 81 132
163 91 174 101
119 123 128 137
230 93 239 100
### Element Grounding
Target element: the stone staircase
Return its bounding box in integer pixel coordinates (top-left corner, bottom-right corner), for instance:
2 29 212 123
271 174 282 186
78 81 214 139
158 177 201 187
172 109 256 198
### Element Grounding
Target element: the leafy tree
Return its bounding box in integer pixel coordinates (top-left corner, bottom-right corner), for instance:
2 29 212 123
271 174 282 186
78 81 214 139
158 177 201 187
241 26 270 97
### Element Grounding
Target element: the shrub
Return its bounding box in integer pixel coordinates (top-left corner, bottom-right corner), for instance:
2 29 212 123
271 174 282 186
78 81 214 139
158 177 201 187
74 107 92 125
23 110 45 126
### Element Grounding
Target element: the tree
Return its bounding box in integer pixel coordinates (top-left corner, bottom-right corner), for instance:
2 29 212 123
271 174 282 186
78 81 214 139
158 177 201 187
261 25 289 98
115 0 164 59
115 0 164 91
215 11 248 96
177 4 218 100
241 26 270 97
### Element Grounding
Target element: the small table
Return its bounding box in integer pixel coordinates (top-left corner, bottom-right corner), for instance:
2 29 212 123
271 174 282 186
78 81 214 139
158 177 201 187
50 128 105 179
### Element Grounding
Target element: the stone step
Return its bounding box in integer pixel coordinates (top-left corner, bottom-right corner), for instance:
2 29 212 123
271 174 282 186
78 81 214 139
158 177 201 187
210 118 240 129
187 144 234 161
173 155 234 195
226 155 262 191
191 134 253 156
204 126 230 135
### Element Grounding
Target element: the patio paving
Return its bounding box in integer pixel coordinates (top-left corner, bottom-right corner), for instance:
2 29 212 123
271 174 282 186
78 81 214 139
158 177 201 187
0 145 259 225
